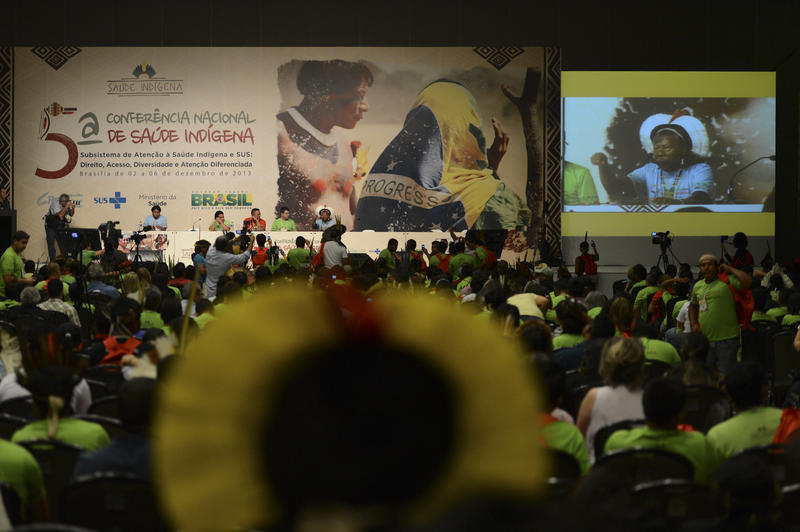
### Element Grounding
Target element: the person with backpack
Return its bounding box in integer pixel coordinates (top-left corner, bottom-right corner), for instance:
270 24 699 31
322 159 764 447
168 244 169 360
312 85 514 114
689 254 752 375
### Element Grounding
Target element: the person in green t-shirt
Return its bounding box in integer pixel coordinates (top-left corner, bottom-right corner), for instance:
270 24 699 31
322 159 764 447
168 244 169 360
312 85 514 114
751 287 776 323
633 270 660 321
766 288 790 321
271 206 297 231
448 241 477 279
626 263 647 294
463 229 490 270
208 210 231 232
286 236 312 271
378 238 400 271
140 287 166 329
706 361 783 460
0 439 47 520
689 254 751 374
633 323 681 367
552 300 589 350
193 298 216 329
546 279 570 323
11 366 110 452
563 161 600 205
0 231 37 298
532 356 590 474
605 376 719 484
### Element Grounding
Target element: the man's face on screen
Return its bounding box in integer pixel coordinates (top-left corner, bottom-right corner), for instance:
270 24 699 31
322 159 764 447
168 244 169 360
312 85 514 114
652 135 683 169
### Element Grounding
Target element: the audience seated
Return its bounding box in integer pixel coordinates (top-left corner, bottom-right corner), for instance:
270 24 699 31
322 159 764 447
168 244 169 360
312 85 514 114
706 361 783 460
73 378 155 480
577 336 645 462
604 376 718 483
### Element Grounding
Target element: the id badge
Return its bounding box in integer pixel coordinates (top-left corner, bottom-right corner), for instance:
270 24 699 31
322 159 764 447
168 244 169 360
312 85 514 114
699 298 708 312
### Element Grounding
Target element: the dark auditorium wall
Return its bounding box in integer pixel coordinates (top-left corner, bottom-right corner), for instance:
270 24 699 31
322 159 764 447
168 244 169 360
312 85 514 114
2 0 799 262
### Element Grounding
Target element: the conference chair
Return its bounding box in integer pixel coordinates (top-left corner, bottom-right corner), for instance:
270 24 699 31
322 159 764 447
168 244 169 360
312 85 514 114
632 478 719 529
0 412 27 440
87 396 119 419
84 379 110 402
612 279 628 296
83 364 124 394
742 320 779 366
644 360 672 383
779 483 800 527
60 473 169 532
0 396 35 421
0 481 21 525
732 444 800 486
546 449 581 498
563 381 602 420
766 329 800 405
593 447 694 486
593 419 646 459
19 439 84 518
681 385 731 433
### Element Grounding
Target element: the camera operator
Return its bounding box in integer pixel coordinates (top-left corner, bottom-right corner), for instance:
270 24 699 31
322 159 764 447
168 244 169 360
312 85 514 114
44 193 75 260
721 232 753 269
205 234 254 298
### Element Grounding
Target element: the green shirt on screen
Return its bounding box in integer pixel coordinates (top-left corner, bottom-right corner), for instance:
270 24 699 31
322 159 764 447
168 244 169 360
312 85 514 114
563 162 599 205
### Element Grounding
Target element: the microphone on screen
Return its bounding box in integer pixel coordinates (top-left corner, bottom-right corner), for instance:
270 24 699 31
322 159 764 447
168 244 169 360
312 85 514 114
725 154 776 202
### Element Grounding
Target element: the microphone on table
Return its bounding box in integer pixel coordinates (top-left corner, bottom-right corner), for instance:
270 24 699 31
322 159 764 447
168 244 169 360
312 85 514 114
190 218 202 231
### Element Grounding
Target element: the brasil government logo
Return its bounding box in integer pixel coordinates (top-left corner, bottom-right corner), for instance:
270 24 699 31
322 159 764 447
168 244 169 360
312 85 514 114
191 192 252 208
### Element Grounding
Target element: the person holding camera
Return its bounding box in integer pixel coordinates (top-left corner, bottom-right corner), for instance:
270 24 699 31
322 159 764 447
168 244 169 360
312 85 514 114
721 232 753 269
45 193 74 260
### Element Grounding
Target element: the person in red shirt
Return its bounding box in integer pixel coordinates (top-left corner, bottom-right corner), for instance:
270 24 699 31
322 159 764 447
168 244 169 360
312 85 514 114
100 298 142 365
574 240 599 277
722 232 754 269
251 234 270 267
243 208 267 232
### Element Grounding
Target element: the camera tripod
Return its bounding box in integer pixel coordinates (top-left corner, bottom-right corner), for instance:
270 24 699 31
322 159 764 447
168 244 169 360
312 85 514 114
655 243 682 271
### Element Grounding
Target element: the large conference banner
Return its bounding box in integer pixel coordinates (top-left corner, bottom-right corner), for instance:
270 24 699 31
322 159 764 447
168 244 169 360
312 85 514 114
13 47 558 261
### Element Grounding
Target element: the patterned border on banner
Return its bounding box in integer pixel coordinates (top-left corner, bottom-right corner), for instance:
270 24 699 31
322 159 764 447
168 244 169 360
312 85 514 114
542 47 561 260
30 46 82 71
473 46 525 71
0 47 11 205
618 203 671 213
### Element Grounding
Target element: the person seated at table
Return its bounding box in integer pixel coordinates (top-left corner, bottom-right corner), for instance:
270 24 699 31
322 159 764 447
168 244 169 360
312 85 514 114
272 206 297 232
315 207 335 231
209 210 231 232
143 205 167 231
243 208 266 232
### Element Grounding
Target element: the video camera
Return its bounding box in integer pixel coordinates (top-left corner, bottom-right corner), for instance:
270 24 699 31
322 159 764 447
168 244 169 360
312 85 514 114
651 231 672 249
